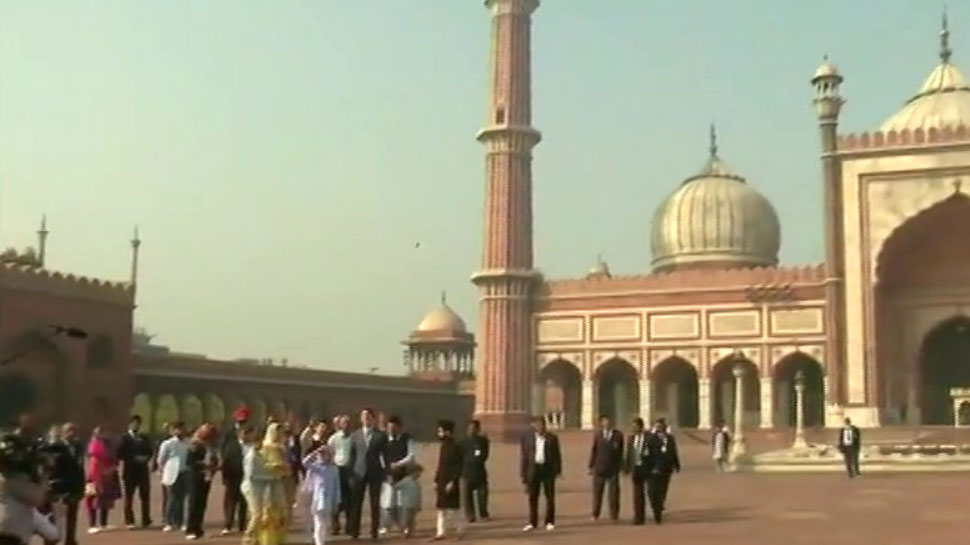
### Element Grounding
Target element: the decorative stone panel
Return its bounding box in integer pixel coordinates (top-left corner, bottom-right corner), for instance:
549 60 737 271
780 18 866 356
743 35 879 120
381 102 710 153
536 317 584 344
591 315 641 342
770 307 824 336
708 310 761 338
648 313 700 340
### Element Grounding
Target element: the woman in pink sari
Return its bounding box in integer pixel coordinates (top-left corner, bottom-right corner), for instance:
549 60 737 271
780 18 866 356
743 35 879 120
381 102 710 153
84 426 121 534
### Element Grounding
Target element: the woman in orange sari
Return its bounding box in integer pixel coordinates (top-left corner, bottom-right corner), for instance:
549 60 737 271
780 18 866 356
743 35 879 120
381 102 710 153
257 423 291 545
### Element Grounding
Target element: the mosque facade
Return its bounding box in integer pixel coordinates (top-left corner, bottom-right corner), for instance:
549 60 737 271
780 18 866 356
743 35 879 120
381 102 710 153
470 1 970 437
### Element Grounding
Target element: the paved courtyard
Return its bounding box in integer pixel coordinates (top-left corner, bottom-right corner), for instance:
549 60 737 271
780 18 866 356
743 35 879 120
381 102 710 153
81 431 964 544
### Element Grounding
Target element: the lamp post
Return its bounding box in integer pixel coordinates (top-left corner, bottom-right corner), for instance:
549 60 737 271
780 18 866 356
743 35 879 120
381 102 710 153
792 369 808 449
729 361 748 461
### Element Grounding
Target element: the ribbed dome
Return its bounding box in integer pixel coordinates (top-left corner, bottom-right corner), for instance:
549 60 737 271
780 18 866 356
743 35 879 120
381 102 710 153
881 17 970 132
650 130 781 273
416 294 467 333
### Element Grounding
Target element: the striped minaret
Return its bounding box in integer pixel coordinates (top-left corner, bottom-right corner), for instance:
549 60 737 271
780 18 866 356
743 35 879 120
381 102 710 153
472 0 541 441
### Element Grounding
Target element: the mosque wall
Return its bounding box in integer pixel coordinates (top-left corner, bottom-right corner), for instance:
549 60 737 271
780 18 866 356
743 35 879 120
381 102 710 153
838 140 970 427
532 286 829 430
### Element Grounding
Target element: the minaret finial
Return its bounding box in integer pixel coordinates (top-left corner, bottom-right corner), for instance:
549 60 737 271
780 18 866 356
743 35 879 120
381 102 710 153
130 226 141 288
941 6 953 63
709 123 718 158
37 214 49 267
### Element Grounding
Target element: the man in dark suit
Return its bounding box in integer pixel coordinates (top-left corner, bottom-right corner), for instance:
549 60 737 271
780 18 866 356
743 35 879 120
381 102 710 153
459 419 490 523
623 417 650 525
643 418 680 524
520 416 562 532
837 417 862 478
588 414 623 521
220 424 251 536
347 407 388 540
45 422 85 545
117 414 153 529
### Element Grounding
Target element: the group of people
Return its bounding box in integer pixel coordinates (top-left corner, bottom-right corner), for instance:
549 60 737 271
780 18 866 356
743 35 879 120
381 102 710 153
0 406 495 545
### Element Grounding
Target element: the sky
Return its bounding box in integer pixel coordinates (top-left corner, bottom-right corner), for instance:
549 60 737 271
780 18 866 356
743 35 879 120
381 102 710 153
0 1 958 373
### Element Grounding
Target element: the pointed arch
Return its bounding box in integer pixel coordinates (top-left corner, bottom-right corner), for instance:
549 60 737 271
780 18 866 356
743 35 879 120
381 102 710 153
772 352 825 427
154 394 179 435
594 358 639 426
181 395 204 431
538 359 582 429
710 356 760 428
651 356 699 428
919 315 970 424
0 328 69 424
130 393 153 428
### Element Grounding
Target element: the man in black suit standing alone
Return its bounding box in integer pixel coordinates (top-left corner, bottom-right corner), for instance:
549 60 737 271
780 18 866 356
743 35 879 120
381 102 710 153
588 415 623 522
623 418 650 525
837 418 862 478
459 419 490 523
117 414 154 529
520 416 562 532
46 422 86 545
643 418 680 524
347 407 388 541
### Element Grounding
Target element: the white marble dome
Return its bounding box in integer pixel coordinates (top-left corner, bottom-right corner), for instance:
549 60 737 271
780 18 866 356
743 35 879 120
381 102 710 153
650 135 781 272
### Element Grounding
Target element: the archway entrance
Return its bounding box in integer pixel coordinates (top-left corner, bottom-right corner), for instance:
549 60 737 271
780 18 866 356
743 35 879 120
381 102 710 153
919 316 970 425
651 357 698 428
876 194 970 420
0 374 37 427
772 353 825 427
539 360 582 429
595 359 639 426
710 357 760 428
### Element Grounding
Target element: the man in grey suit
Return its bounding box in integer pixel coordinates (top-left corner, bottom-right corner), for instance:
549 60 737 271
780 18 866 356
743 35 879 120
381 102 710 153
347 408 388 540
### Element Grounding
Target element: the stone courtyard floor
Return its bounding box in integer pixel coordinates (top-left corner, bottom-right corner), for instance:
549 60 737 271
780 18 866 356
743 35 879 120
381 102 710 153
86 431 964 544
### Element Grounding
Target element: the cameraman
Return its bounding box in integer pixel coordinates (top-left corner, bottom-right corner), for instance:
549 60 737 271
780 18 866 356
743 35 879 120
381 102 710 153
0 430 48 545
45 423 84 545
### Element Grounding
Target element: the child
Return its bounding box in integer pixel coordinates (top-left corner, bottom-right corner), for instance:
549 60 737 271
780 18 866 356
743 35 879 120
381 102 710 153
380 464 423 538
301 445 340 545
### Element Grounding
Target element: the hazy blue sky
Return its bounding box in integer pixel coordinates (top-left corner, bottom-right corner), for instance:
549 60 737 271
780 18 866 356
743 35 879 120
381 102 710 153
0 1 957 373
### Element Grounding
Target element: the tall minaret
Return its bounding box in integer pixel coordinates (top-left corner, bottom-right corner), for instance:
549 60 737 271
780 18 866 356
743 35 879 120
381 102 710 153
472 0 541 441
37 215 49 267
812 55 845 413
130 226 141 289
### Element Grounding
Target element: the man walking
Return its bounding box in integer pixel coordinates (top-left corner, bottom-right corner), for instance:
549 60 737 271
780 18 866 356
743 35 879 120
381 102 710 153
643 419 680 524
327 415 353 535
459 420 490 523
837 418 862 478
588 415 623 522
624 418 649 525
711 421 731 473
520 416 562 532
118 414 154 529
219 423 249 536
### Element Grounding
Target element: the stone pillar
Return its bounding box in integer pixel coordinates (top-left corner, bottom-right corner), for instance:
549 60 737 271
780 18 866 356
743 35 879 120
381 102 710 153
639 379 652 424
907 367 920 425
730 364 748 461
698 378 712 429
581 379 594 430
760 376 773 429
792 370 808 449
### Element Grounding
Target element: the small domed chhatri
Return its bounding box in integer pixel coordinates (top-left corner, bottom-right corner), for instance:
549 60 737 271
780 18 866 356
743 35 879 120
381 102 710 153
416 292 467 333
881 11 970 132
650 126 781 273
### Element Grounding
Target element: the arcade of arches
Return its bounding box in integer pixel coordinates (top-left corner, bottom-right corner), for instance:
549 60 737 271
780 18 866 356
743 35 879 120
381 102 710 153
539 354 825 430
876 194 970 425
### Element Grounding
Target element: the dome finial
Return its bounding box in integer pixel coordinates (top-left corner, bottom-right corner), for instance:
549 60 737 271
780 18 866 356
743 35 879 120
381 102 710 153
941 5 953 63
709 123 718 158
440 291 447 306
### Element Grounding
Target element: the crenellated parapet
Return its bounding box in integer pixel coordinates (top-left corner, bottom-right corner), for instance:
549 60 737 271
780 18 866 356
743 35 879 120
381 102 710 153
538 264 826 297
837 125 970 153
0 262 134 305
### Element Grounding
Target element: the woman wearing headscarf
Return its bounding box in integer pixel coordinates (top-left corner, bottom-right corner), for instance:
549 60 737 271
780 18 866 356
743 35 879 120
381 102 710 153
184 424 219 540
84 426 121 534
256 422 291 545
